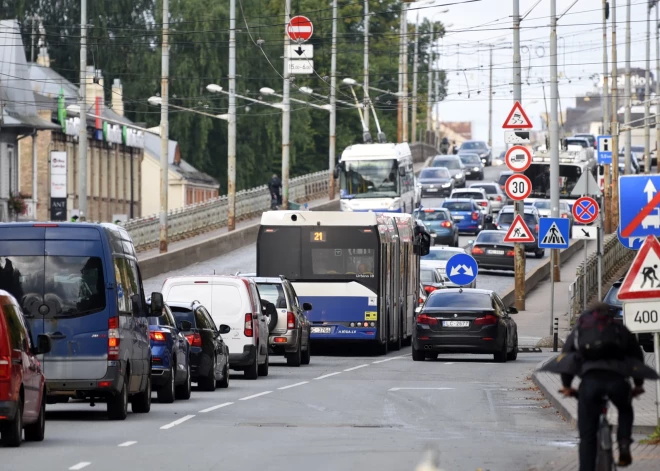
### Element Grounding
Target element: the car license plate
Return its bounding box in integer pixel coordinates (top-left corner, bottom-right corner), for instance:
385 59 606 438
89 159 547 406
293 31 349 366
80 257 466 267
311 327 332 334
488 250 504 255
442 321 469 327
426 188 438 192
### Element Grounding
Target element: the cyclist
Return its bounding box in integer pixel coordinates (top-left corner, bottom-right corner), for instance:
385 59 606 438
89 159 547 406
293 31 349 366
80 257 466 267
559 301 645 470
439 137 450 155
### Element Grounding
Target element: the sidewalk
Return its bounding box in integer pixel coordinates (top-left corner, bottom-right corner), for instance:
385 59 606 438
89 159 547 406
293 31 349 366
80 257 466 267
541 440 660 471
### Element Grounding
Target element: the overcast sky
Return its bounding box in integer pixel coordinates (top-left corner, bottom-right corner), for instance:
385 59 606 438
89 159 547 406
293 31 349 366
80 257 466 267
418 0 652 151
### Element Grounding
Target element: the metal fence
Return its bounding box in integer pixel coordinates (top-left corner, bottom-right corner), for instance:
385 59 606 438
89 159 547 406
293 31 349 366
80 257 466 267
123 170 330 251
568 234 635 322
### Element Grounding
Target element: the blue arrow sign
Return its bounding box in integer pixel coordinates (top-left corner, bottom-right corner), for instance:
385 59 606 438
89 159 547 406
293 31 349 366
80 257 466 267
617 226 645 250
597 135 612 164
445 253 479 287
618 175 660 239
538 217 570 249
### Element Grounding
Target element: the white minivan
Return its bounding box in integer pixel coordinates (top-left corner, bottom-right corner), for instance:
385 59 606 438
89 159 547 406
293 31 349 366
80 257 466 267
160 276 270 379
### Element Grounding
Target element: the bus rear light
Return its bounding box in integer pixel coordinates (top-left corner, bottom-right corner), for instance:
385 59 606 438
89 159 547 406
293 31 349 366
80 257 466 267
244 313 254 337
287 312 296 329
362 322 369 327
108 316 120 361
349 322 356 327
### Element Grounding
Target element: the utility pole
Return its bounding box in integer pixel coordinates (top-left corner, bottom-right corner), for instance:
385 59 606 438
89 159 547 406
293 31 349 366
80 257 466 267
624 0 632 175
611 0 619 227
656 2 660 171
397 3 405 142
602 0 611 234
488 45 493 148
227 0 237 231
363 0 370 131
329 0 337 200
159 0 169 252
549 0 560 315
402 5 409 142
646 1 653 173
282 0 292 208
78 0 88 221
513 0 526 311
427 26 434 136
412 13 420 146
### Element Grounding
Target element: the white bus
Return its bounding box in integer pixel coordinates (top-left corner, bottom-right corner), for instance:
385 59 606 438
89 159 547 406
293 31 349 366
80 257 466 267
334 142 416 214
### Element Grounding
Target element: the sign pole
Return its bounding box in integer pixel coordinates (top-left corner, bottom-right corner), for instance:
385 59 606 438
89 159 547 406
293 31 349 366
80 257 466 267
550 249 555 335
654 332 660 427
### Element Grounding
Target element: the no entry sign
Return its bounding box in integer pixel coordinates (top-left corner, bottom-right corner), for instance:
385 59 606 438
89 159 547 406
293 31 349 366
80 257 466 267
505 174 532 201
287 16 314 42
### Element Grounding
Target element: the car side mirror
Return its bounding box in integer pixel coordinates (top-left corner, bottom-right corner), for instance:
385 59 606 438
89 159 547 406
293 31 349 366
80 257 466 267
179 320 193 331
34 334 52 355
131 294 143 316
302 302 313 311
508 307 519 314
150 292 164 315
467 239 474 245
219 324 231 334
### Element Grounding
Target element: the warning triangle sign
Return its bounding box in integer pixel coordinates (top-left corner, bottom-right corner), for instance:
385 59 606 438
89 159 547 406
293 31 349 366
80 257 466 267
540 221 567 245
502 101 533 129
618 235 660 300
503 214 535 243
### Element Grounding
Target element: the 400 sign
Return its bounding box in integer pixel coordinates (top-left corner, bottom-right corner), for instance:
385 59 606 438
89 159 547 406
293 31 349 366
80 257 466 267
623 301 660 333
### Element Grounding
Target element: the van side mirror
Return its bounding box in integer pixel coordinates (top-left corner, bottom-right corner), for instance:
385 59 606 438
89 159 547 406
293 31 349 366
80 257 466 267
302 302 313 311
179 320 193 331
34 334 52 355
150 292 164 315
131 294 143 316
219 324 231 334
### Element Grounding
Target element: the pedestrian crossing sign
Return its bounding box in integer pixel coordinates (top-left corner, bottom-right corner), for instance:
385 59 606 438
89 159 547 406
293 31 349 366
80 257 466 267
618 235 660 300
538 217 570 249
503 214 535 243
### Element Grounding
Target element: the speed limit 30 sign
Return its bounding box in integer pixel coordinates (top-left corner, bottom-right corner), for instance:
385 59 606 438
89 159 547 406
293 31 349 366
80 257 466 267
623 301 660 333
505 174 532 201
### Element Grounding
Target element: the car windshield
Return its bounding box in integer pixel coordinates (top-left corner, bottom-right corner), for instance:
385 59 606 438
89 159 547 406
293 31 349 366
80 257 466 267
433 158 461 170
459 154 481 165
471 184 498 195
422 249 462 261
533 200 552 209
498 212 536 226
420 268 435 283
443 201 473 211
476 232 506 244
426 291 492 309
339 159 399 198
453 192 484 200
604 284 622 307
498 173 513 185
565 139 588 148
419 168 450 179
257 283 287 309
413 210 448 221
460 142 487 151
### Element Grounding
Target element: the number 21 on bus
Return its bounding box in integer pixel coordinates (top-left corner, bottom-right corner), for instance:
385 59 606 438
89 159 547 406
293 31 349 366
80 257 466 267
505 174 532 201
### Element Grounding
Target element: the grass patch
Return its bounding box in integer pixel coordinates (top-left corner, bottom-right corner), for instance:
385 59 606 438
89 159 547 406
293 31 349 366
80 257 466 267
640 425 660 445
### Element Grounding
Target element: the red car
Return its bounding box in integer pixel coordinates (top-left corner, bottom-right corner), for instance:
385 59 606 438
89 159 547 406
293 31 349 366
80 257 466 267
0 290 51 447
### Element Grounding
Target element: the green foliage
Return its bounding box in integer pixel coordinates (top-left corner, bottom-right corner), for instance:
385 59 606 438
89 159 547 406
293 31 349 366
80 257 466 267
5 0 446 193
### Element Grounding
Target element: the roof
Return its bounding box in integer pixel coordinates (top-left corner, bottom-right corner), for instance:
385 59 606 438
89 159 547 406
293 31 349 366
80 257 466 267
260 210 379 227
340 142 412 161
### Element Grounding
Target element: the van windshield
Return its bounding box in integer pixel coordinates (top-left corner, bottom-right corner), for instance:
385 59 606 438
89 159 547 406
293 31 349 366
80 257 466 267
0 255 106 318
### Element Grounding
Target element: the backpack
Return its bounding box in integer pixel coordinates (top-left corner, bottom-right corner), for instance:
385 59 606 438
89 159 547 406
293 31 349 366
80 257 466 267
574 311 627 361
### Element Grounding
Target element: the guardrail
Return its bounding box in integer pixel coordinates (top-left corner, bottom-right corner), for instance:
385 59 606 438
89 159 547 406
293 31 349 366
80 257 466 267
568 234 635 322
123 170 330 251
409 142 438 163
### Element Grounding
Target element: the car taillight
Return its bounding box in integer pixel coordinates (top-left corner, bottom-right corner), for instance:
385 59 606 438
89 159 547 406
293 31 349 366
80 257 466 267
0 356 10 380
472 247 484 254
244 313 254 337
424 286 437 294
108 316 120 361
287 311 296 329
472 212 479 220
418 297 425 305
535 224 539 233
441 221 452 228
150 331 166 343
474 314 498 325
496 195 503 201
506 250 515 256
477 201 488 207
417 314 438 325
185 333 203 347
561 213 568 218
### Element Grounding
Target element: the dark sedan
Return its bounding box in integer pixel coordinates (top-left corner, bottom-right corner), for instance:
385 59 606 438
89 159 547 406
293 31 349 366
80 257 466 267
458 153 485 180
432 156 467 188
417 167 454 197
459 140 492 166
603 278 654 352
412 289 519 362
413 207 459 246
468 230 519 271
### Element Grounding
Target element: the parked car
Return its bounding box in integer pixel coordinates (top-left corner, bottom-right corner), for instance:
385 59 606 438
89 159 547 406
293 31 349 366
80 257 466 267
469 183 507 212
495 206 544 258
250 276 312 367
0 290 52 447
166 301 230 390
467 230 519 271
459 140 492 166
421 246 476 289
416 167 454 197
603 278 653 352
458 153 485 180
160 275 270 379
441 198 485 235
412 288 518 362
146 298 192 402
450 188 491 215
432 155 466 188
0 223 155 421
413 207 459 246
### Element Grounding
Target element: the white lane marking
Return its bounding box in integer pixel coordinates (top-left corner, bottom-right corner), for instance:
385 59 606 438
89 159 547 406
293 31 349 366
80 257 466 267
199 402 233 413
118 441 137 447
160 414 195 430
239 391 272 401
314 372 342 380
344 364 369 372
388 387 454 391
278 381 309 390
69 463 91 470
444 362 454 365
371 354 408 364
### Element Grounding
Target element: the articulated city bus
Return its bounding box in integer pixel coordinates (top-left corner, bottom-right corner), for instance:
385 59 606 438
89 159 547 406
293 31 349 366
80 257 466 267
256 211 429 354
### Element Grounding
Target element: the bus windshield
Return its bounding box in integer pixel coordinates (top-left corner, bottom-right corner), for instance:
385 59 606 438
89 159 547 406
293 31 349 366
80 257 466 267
340 159 399 198
257 226 379 291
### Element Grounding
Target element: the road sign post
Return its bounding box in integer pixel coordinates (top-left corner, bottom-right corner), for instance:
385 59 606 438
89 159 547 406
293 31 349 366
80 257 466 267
287 16 314 75
504 146 532 172
445 253 478 287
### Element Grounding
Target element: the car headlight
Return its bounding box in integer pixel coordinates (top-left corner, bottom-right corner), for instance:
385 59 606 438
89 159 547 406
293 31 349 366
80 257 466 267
480 152 488 157
472 166 480 171
442 182 451 187
455 173 463 179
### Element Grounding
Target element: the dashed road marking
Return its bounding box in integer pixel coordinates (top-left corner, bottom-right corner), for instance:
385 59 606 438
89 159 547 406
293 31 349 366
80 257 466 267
239 391 272 401
199 402 233 413
69 463 91 470
344 364 369 372
160 415 195 430
388 387 454 391
278 381 309 390
444 362 454 365
118 441 137 447
314 372 342 380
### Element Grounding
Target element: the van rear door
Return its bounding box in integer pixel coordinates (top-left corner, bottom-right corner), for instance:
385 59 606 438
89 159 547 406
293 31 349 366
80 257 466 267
211 281 248 355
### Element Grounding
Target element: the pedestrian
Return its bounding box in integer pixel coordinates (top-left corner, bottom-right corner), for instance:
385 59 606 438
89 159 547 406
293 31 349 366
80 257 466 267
268 173 282 208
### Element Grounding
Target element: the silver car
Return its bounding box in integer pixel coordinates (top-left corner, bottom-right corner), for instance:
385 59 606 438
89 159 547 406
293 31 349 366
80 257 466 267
469 183 507 212
420 246 477 289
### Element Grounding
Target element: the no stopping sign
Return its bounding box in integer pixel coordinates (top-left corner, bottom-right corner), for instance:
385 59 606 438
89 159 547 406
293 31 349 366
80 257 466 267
505 174 532 201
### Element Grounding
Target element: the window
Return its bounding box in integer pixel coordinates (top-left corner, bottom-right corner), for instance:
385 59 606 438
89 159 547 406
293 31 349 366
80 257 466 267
340 159 399 198
311 248 376 276
459 154 481 165
419 168 450 179
454 192 485 200
114 257 138 315
413 210 449 222
257 283 287 308
443 201 473 212
422 249 462 262
284 282 299 309
44 256 105 318
498 173 513 186
471 184 498 195
426 292 493 309
194 307 212 329
0 256 44 316
420 268 435 283
3 303 27 350
433 158 461 169
200 307 217 330
460 141 487 151
476 232 506 244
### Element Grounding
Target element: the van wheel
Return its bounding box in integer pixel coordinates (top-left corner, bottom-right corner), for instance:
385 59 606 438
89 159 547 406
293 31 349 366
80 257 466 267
107 380 128 420
24 393 45 442
199 359 217 391
1 397 23 447
258 352 269 377
287 342 302 367
217 363 230 389
301 340 311 365
175 364 192 400
244 351 259 380
158 366 176 403
131 375 152 413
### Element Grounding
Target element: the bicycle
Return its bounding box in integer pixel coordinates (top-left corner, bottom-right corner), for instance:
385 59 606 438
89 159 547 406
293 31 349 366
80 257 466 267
567 391 617 471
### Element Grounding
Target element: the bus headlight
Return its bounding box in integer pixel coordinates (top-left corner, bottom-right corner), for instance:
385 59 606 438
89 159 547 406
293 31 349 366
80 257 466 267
388 198 401 210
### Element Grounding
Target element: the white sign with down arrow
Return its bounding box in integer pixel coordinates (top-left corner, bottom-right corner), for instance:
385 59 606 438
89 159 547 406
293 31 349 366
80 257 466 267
288 44 314 58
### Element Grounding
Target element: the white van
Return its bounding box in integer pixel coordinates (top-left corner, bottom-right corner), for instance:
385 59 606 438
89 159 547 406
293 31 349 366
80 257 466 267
160 276 270 379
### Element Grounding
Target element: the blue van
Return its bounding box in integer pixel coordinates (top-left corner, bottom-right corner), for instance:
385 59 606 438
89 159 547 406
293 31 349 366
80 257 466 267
0 223 161 420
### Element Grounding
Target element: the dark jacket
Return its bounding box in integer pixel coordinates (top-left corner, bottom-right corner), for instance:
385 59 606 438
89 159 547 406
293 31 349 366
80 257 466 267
268 176 282 195
560 311 645 388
